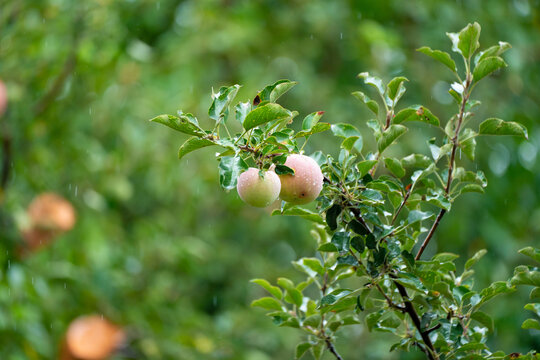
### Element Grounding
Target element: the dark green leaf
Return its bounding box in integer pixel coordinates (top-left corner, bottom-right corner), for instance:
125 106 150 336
337 255 359 266
473 56 507 82
243 103 292 130
357 160 378 176
331 232 350 252
349 219 369 236
274 164 295 175
341 136 362 152
417 47 457 72
326 204 342 231
350 236 365 253
320 289 352 307
365 234 377 250
478 118 528 139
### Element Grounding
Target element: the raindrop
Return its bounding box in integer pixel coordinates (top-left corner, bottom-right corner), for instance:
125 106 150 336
310 34 313 40
64 283 66 289
32 277 34 285
340 32 343 40
157 2 160 9
7 260 10 269
75 186 78 196
213 296 217 307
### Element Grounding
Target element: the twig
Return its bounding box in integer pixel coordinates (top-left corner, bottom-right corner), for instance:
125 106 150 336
415 209 446 260
414 74 472 260
325 337 344 360
391 185 412 225
392 275 438 360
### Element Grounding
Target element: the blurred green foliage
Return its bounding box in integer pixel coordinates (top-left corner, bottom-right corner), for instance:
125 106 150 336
0 0 539 359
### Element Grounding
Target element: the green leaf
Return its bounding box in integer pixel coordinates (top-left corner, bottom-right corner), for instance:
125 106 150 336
178 137 215 160
235 102 251 125
471 311 494 332
522 318 540 330
460 128 477 161
273 205 325 224
218 156 247 190
278 277 303 307
386 76 408 101
393 105 440 126
524 303 540 317
251 297 283 311
350 236 365 253
408 210 433 224
352 91 379 115
394 274 427 294
447 22 481 59
320 289 352 307
473 56 507 82
274 164 295 175
257 79 298 103
457 184 485 196
474 41 511 65
150 114 205 136
378 124 408 153
209 84 241 121
417 47 457 73
519 247 540 264
384 158 405 178
478 281 515 307
358 72 385 95
349 219 369 236
302 111 325 131
357 160 378 176
341 136 362 152
511 267 540 287
243 103 292 130
326 204 342 231
251 279 283 300
331 123 362 138
318 243 338 252
331 232 350 252
465 249 487 270
295 343 312 359
479 118 528 139
294 122 331 138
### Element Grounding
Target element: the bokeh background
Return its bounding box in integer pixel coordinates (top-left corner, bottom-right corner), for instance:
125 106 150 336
1 0 539 359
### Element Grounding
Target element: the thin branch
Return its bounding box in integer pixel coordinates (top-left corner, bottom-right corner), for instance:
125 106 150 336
391 185 412 225
415 209 446 260
392 275 438 360
325 337 344 360
414 74 472 260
